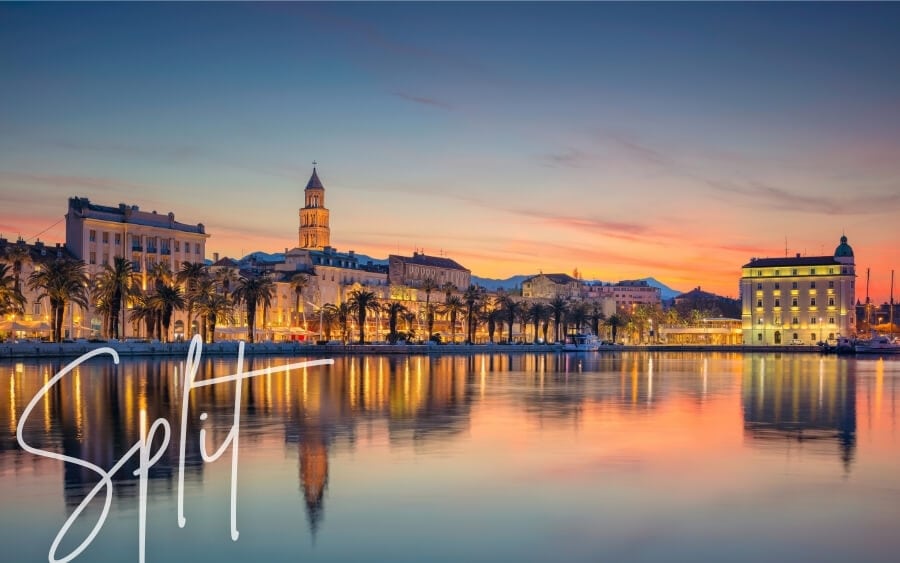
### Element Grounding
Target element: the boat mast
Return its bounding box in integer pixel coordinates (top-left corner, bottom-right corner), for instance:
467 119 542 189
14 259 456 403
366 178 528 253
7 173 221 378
891 269 895 340
866 267 871 333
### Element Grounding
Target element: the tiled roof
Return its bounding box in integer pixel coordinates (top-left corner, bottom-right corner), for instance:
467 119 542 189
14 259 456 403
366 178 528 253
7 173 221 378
0 238 76 265
524 273 578 285
211 257 238 268
390 253 469 272
743 256 842 268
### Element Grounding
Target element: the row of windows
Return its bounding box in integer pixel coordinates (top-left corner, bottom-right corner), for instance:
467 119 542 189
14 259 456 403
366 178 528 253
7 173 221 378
756 280 836 290
756 316 836 325
88 230 201 254
756 297 836 308
752 267 848 277
756 332 836 343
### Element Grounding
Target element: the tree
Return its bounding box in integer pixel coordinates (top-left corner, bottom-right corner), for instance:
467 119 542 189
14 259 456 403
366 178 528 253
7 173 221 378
549 296 568 342
95 257 137 340
27 258 89 342
606 314 624 344
383 301 409 343
150 283 185 342
3 241 32 298
589 302 606 337
231 274 275 343
402 311 417 342
320 304 339 341
347 289 380 344
463 284 485 344
498 293 522 344
421 277 438 338
0 263 25 316
129 291 158 340
195 293 233 344
333 302 353 343
527 302 549 344
442 295 465 344
176 261 208 338
441 281 456 303
289 273 310 328
567 301 589 335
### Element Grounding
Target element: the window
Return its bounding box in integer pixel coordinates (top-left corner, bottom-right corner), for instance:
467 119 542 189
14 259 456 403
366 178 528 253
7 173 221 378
811 298 816 307
757 283 762 290
195 245 200 254
757 299 763 308
842 267 848 274
792 282 798 289
811 333 817 341
775 270 780 276
757 318 763 325
792 317 799 325
115 233 121 246
828 317 835 325
775 299 781 307
175 241 180 252
829 297 835 306
32 302 41 316
103 252 109 264
811 269 816 275
829 268 834 274
811 317 817 324
791 297 798 307
757 333 763 342
774 315 781 325
757 270 762 277
89 251 96 265
774 283 780 290
829 281 834 289
792 269 798 275
810 281 816 289
102 232 109 244
89 230 96 242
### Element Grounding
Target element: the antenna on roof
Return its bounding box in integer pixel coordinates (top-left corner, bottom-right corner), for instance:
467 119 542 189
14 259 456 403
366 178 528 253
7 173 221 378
784 236 788 257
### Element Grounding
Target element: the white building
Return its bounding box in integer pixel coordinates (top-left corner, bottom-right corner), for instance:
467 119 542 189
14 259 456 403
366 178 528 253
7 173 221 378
740 236 856 345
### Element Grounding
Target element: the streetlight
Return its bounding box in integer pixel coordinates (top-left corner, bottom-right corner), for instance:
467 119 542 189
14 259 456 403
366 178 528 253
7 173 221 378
306 300 324 342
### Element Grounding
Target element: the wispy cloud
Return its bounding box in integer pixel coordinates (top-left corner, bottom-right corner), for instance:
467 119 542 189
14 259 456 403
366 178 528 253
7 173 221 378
538 148 592 169
707 179 900 215
391 91 453 111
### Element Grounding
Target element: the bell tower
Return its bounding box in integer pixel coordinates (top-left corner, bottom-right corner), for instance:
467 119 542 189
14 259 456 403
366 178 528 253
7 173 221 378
299 164 331 250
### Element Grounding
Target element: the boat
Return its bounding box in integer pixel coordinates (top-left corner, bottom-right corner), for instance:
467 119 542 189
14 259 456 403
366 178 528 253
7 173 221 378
819 336 856 355
855 335 900 355
563 333 601 352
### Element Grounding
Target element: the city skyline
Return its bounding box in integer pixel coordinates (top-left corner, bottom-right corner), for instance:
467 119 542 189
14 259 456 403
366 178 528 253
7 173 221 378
2 3 900 300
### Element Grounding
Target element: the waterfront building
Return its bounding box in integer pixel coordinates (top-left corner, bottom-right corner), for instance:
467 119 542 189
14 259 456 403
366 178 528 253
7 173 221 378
388 252 470 291
582 279 661 310
740 236 856 345
298 167 330 250
65 196 208 282
522 273 581 299
0 238 75 338
659 317 743 345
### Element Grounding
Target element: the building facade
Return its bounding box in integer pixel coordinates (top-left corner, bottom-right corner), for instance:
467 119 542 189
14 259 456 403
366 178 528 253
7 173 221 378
298 167 331 250
740 236 856 345
388 252 470 291
66 196 209 284
582 280 661 309
521 273 581 299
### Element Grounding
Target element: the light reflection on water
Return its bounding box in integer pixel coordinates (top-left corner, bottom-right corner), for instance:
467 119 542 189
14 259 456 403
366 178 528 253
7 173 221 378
1 352 899 562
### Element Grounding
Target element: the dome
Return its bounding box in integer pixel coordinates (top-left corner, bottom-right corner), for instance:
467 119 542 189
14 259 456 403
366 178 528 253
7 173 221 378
834 235 854 257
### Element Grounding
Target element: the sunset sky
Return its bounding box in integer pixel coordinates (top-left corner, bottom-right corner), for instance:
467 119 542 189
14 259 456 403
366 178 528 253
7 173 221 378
2 3 899 299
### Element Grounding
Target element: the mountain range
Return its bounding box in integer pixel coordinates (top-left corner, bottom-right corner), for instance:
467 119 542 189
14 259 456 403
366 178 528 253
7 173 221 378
234 251 683 299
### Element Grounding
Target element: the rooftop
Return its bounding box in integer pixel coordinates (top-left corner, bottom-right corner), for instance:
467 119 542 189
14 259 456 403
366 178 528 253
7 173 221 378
390 252 469 272
743 255 842 268
68 197 207 235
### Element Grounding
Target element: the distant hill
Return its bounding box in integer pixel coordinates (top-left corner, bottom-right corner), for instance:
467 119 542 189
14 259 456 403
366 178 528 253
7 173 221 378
471 275 531 291
239 251 284 263
639 277 682 301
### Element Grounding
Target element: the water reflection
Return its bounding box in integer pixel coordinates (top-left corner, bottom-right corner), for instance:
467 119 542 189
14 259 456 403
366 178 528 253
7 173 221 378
742 355 856 471
2 351 898 558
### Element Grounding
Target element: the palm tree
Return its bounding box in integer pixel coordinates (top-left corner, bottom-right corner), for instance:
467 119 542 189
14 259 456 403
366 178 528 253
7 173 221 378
176 261 209 338
421 277 437 338
195 293 233 344
498 293 522 344
549 296 568 342
327 302 353 343
320 304 339 342
383 301 409 343
3 241 32 297
589 303 606 337
402 311 417 341
150 283 185 342
442 295 465 344
463 284 485 344
0 263 26 316
148 261 173 289
289 273 310 328
441 281 455 303
527 302 548 344
567 301 589 335
606 314 624 344
129 291 158 339
95 257 137 340
231 274 275 343
347 289 380 344
27 258 89 342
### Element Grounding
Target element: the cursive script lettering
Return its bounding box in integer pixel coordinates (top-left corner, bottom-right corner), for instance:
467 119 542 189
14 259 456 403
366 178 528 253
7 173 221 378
15 335 333 563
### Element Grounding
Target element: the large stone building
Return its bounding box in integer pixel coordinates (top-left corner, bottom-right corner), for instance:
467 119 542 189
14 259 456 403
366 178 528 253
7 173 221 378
388 252 470 291
740 236 856 345
298 166 330 250
582 279 661 309
521 273 581 299
66 196 209 284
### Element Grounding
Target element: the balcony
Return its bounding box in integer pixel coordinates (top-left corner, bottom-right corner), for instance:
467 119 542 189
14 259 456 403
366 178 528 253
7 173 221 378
131 245 143 252
160 248 171 255
147 247 158 254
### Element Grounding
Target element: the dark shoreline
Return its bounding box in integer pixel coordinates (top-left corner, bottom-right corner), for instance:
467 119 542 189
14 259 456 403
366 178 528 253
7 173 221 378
0 340 828 360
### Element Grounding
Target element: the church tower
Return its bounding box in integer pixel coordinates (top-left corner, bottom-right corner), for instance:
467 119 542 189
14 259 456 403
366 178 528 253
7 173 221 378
299 165 331 250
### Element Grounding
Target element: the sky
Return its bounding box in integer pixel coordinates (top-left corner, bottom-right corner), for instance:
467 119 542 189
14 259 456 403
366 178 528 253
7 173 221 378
1 2 900 300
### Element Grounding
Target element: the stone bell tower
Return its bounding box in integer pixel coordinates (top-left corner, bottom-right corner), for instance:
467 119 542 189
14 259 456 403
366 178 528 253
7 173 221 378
299 164 331 250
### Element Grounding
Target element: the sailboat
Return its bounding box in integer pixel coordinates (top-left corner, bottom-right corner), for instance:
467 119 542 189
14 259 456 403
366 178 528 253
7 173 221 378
856 269 900 354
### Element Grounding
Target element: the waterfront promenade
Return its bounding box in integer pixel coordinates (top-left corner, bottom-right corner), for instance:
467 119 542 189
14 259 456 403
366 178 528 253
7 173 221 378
0 339 822 359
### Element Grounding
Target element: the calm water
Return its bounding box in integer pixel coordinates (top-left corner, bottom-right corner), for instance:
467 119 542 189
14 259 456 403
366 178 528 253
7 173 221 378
2 351 899 563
